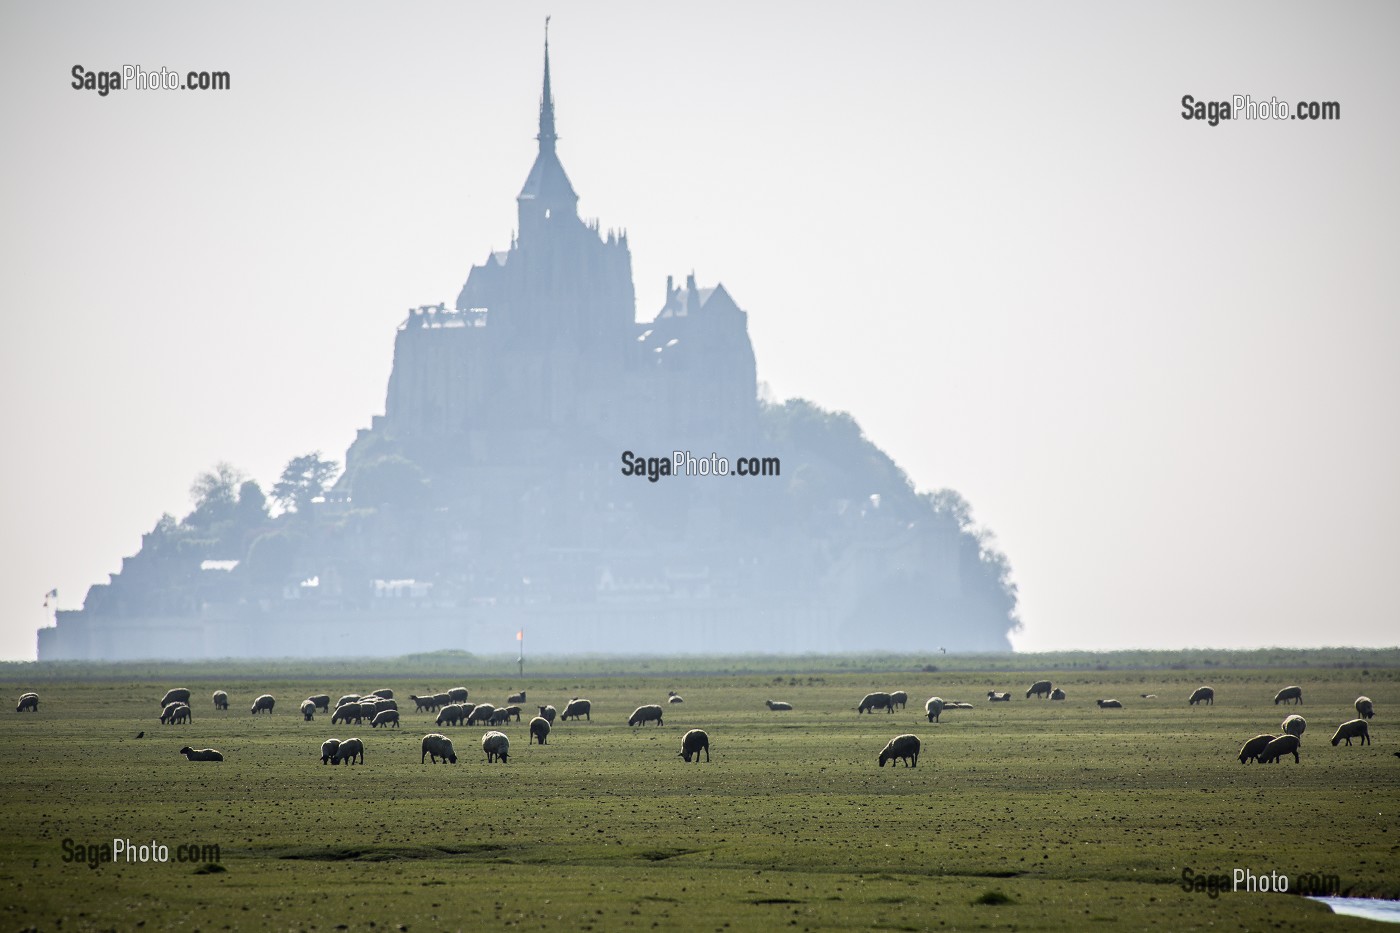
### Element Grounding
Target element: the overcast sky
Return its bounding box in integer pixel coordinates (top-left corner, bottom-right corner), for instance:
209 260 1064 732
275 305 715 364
1 2 1396 661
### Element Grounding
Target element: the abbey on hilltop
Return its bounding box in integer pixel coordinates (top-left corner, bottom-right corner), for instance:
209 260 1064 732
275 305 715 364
38 35 1019 661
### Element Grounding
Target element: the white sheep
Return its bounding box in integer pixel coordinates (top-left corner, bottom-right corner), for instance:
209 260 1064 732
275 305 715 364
179 746 224 762
368 689 394 700
1050 688 1066 701
160 688 191 708
431 692 453 709
1331 719 1371 746
1188 687 1215 706
334 737 365 765
467 703 497 726
1355 697 1375 720
421 733 457 763
561 698 592 721
678 729 710 762
1259 734 1300 764
628 704 664 727
507 690 526 704
410 695 438 712
448 687 470 703
1281 714 1306 739
987 691 1012 702
1237 734 1276 764
307 694 331 712
300 700 316 721
1026 680 1053 699
856 692 894 714
250 694 276 715
212 690 229 710
668 691 684 704
529 716 551 745
1096 699 1123 709
925 697 945 723
320 739 341 764
332 704 364 725
336 694 361 709
371 709 400 729
765 700 793 711
1274 686 1303 706
889 691 909 710
538 704 557 723
488 708 512 726
162 702 192 725
878 734 921 768
16 692 38 713
435 704 467 727
482 731 510 763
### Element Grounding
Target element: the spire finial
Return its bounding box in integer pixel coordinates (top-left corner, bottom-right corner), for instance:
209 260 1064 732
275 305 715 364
537 17 557 151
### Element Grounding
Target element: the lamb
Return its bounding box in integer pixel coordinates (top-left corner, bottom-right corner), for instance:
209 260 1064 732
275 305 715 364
889 691 908 710
925 697 945 723
987 691 1012 702
1331 719 1371 746
1274 686 1303 705
561 698 592 721
335 694 361 709
411 694 438 712
368 689 394 700
448 687 470 703
507 690 527 704
1050 688 1066 701
1237 734 1276 764
482 730 510 763
250 694 276 715
1096 699 1123 709
333 737 365 765
320 739 341 764
212 690 229 710
678 728 710 762
856 692 894 714
159 702 180 724
300 700 316 721
503 705 523 722
878 734 921 768
488 708 512 726
308 694 331 712
178 746 224 762
421 733 457 763
538 704 557 723
1188 686 1215 706
628 704 665 727
668 691 684 704
1258 734 1300 764
159 688 192 708
1026 680 1053 700
467 703 497 726
1355 697 1375 720
371 709 400 729
766 700 793 711
1281 715 1306 739
529 716 551 745
435 704 467 727
332 704 364 726
16 692 38 713
161 702 192 725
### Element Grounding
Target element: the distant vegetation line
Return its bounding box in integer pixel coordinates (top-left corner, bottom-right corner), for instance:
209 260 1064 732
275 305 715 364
1 646 1397 682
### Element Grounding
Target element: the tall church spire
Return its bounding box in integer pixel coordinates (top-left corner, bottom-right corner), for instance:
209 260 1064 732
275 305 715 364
537 17 557 153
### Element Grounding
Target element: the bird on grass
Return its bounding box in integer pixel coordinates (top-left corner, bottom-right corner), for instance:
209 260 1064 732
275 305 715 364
135 731 144 739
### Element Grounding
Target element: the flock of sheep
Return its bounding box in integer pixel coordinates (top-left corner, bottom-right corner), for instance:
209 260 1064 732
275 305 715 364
12 677 1384 770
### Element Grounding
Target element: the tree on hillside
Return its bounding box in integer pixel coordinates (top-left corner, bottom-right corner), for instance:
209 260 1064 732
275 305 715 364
272 452 340 514
186 462 245 528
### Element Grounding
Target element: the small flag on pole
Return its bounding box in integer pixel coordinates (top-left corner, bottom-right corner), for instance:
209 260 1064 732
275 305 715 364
517 629 523 641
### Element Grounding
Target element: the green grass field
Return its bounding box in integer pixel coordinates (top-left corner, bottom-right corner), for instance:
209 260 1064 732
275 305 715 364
2 656 1397 931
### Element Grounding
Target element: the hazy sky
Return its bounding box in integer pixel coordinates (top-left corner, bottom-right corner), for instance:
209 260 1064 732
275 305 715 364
2 2 1396 661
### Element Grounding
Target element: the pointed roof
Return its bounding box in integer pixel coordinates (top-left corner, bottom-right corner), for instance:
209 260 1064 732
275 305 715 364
518 20 578 209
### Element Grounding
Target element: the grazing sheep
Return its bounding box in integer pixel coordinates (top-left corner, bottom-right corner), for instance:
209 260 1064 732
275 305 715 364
628 704 664 727
1096 699 1123 709
371 709 400 729
411 694 438 712
308 694 331 712
482 730 510 763
538 705 557 724
432 692 452 709
159 688 192 708
987 691 1012 702
435 704 467 727
212 690 229 710
300 700 316 721
332 704 364 726
1026 680 1053 700
16 692 38 713
250 694 276 715
507 690 526 704
488 708 512 726
1355 697 1375 720
162 703 192 725
503 705 523 722
467 703 497 726
159 702 181 724
1281 715 1306 739
1331 720 1371 746
335 694 361 709
368 689 393 700
358 700 381 719
889 691 909 710
561 698 592 721
1238 734 1277 764
448 687 470 704
178 746 224 762
925 697 945 723
668 691 684 704
678 729 710 763
529 716 551 745
421 733 457 764
1189 687 1215 706
856 692 895 714
766 700 793 711
1258 734 1300 764
1274 686 1303 706
333 737 365 765
320 739 341 764
1050 688 1066 701
878 734 922 768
